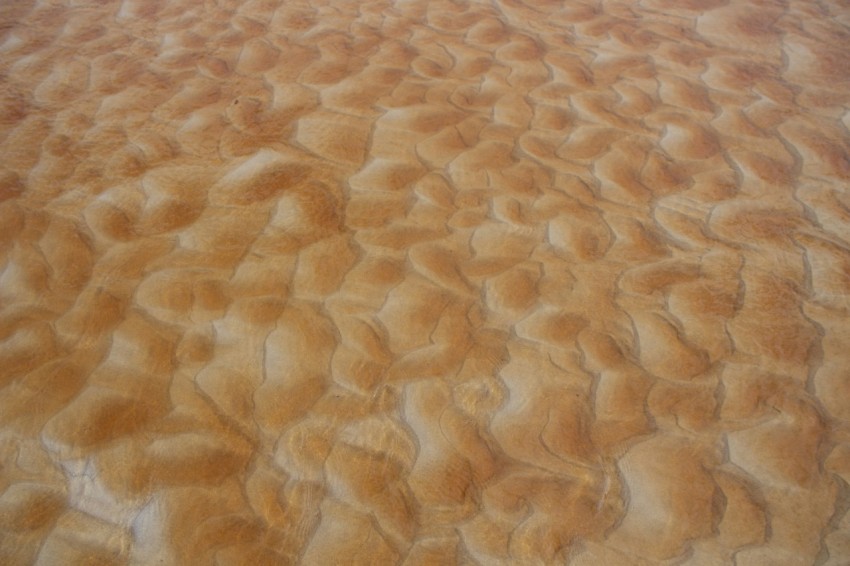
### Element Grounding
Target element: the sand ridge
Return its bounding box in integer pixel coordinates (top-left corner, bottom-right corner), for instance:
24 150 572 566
0 0 849 563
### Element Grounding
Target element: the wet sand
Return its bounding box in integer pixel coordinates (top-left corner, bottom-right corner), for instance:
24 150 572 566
1 0 849 563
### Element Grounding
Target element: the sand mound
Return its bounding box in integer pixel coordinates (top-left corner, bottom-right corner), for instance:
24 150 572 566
1 0 849 563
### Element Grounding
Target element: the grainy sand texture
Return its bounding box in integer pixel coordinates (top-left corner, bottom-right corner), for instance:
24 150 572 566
1 0 849 563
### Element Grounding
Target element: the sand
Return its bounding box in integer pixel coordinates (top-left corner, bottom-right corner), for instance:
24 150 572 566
1 0 849 563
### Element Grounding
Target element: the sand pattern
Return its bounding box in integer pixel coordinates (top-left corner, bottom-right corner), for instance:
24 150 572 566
1 0 850 563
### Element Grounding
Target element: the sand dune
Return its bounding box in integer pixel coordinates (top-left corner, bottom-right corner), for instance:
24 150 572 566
1 0 849 563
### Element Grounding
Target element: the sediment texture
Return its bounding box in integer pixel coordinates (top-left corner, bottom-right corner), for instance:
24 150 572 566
1 0 849 563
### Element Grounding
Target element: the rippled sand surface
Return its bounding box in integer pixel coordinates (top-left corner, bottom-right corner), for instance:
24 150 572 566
1 0 849 563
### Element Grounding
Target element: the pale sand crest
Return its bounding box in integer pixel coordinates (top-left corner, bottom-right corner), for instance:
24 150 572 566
1 0 850 563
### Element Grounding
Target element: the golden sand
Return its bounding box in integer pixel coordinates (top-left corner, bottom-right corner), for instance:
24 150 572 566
1 0 849 563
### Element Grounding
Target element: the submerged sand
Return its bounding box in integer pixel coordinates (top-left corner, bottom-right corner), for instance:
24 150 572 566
1 0 849 563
